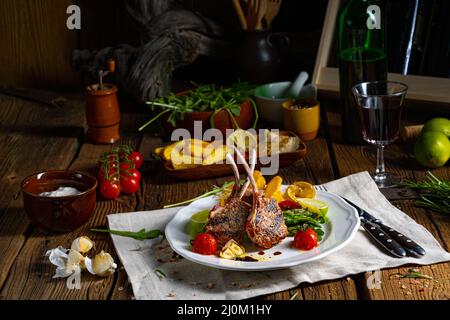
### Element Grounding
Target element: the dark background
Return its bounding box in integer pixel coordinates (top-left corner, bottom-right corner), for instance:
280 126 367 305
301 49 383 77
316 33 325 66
0 0 329 90
1 0 448 91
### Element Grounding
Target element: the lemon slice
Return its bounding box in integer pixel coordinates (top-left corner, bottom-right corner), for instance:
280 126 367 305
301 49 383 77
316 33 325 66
296 198 329 216
265 176 283 199
185 210 209 238
286 181 316 201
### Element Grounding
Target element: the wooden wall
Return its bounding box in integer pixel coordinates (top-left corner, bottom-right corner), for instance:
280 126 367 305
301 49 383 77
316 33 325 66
0 0 79 88
0 0 328 90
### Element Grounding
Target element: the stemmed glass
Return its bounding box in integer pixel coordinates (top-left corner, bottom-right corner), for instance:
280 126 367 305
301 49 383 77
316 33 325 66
352 81 408 188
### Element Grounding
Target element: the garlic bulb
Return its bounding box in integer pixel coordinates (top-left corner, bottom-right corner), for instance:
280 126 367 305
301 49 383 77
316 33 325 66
85 251 117 277
71 236 94 254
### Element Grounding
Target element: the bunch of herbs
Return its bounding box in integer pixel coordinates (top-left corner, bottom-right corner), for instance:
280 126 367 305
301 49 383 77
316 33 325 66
139 82 257 131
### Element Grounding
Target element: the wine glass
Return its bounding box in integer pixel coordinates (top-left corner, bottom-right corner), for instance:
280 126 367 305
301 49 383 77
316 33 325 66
352 81 408 188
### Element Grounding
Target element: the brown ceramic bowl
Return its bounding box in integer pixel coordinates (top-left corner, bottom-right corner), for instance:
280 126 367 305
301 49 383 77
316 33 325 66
21 171 97 232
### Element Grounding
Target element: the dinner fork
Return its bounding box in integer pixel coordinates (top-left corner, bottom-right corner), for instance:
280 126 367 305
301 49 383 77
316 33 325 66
314 185 425 258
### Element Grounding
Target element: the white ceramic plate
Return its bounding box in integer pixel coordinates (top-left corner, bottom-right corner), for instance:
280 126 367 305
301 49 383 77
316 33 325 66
165 188 360 271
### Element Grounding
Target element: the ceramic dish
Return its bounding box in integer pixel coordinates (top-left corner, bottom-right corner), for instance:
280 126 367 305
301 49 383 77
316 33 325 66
165 188 360 271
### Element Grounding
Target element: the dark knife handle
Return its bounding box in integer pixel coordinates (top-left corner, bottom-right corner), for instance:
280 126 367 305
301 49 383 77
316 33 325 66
343 197 425 258
360 219 407 258
378 223 426 258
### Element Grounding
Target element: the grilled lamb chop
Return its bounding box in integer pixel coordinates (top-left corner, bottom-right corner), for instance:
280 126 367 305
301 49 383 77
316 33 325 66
205 152 254 246
235 149 288 249
205 197 250 246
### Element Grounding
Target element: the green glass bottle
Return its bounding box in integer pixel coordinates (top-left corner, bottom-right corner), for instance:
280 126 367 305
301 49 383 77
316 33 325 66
338 0 388 145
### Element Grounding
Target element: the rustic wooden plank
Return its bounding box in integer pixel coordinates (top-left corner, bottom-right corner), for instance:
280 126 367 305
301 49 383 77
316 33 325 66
323 106 450 300
137 131 360 300
0 0 79 88
0 95 85 290
0 114 142 299
109 269 134 300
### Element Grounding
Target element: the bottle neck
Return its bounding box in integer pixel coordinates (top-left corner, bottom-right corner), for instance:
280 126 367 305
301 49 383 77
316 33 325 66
338 0 386 57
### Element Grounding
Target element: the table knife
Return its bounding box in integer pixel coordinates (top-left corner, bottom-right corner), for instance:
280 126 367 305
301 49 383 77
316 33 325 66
343 198 426 258
358 218 407 258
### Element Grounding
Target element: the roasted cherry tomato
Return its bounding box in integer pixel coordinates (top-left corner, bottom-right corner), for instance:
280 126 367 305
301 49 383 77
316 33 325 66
293 229 318 251
278 200 301 211
120 176 139 194
100 180 121 199
129 151 143 169
192 233 218 255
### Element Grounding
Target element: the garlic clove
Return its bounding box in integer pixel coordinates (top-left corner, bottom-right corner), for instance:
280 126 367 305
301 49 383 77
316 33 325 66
219 240 246 260
67 249 86 270
71 236 94 254
85 251 117 277
46 247 84 278
45 246 69 268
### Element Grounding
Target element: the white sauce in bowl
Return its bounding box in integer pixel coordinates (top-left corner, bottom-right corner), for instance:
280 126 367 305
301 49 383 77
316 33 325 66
39 186 82 197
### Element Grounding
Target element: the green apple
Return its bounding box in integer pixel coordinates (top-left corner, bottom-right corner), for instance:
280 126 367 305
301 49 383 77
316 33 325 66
414 131 450 168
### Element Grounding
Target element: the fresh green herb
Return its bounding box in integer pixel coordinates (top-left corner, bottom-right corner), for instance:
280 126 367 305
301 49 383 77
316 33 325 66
155 269 167 279
91 228 163 241
283 209 326 241
139 82 258 131
398 172 450 214
390 268 435 281
163 181 236 208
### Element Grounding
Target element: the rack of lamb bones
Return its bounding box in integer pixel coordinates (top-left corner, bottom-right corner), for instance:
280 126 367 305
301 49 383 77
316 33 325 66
205 148 288 249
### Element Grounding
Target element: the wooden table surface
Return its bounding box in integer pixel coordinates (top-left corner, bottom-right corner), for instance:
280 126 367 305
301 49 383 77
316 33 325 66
0 92 448 300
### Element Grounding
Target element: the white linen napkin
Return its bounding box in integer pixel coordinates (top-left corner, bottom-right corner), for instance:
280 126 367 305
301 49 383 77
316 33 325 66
107 171 450 300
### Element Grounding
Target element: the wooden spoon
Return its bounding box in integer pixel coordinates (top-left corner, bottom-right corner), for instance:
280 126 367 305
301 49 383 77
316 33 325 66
265 0 282 29
255 0 267 31
232 0 248 30
246 0 267 31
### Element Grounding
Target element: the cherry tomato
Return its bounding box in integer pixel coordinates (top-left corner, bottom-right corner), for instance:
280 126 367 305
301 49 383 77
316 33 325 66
119 162 132 171
293 229 318 250
128 169 141 182
278 200 301 211
98 167 119 181
100 180 121 199
129 151 143 169
120 176 139 194
192 233 217 255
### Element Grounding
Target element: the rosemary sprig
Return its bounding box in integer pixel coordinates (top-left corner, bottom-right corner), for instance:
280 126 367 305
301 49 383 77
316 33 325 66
390 268 435 281
163 181 235 209
398 172 450 214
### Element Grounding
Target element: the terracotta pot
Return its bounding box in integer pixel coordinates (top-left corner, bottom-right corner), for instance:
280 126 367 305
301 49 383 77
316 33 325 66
161 100 255 137
85 84 120 144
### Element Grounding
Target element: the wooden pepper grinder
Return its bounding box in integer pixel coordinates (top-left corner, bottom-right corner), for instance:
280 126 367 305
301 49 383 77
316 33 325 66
85 58 121 144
